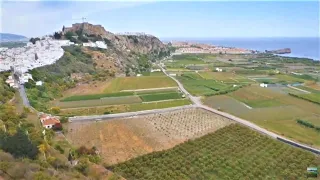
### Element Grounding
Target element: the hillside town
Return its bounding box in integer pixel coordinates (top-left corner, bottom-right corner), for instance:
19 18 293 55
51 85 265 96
0 37 108 73
171 41 253 54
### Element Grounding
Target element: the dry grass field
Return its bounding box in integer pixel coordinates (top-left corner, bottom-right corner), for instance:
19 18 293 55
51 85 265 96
66 108 232 165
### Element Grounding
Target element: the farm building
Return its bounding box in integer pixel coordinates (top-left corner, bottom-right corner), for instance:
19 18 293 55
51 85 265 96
39 113 61 129
136 74 142 77
260 83 268 88
36 81 43 86
5 76 18 88
215 68 223 72
19 73 33 84
151 69 161 72
83 41 107 49
169 73 177 77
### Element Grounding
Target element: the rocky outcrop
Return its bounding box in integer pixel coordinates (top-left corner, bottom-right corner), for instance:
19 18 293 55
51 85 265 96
265 48 291 54
63 23 169 74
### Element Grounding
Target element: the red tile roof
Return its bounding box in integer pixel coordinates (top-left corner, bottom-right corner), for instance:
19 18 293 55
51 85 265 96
42 118 60 126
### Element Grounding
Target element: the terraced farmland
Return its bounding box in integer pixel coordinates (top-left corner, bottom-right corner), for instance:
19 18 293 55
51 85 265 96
111 124 320 180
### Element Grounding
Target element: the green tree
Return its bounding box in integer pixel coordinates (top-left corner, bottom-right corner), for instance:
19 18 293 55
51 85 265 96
0 128 38 159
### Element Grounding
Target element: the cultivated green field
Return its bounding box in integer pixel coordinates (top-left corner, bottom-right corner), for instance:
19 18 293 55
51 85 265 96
177 72 242 96
289 93 320 104
228 85 285 108
139 92 183 102
199 71 253 83
57 96 142 108
61 92 134 102
104 76 177 93
204 86 320 147
111 124 320 180
59 99 192 116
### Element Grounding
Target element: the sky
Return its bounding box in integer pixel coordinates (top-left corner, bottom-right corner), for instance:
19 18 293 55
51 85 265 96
0 0 319 38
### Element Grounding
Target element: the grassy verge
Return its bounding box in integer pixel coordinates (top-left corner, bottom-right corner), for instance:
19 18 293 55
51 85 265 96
127 99 191 111
59 99 192 116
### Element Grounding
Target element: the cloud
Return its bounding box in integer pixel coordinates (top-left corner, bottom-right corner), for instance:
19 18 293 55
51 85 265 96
0 1 149 37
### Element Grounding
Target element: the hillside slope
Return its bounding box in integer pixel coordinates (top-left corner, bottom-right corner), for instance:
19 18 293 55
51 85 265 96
62 22 170 75
0 33 27 42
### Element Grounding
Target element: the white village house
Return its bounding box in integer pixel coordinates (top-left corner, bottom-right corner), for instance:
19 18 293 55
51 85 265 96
83 41 107 49
260 83 268 88
36 81 43 86
151 69 161 72
19 73 33 84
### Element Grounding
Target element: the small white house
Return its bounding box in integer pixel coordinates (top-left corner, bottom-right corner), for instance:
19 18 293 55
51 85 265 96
169 73 177 77
233 84 237 87
95 41 107 49
36 81 43 86
260 83 268 88
19 73 33 84
215 68 223 72
151 69 161 72
136 74 142 77
39 114 61 129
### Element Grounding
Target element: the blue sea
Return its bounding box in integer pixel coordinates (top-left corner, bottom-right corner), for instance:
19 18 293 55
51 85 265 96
162 37 320 61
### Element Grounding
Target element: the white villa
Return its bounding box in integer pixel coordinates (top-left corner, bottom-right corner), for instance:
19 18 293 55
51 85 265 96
83 41 107 49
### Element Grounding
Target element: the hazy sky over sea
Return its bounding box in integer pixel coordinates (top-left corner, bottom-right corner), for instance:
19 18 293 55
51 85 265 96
1 0 319 38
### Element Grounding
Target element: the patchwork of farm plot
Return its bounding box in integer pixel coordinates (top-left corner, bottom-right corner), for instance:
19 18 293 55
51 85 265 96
66 108 232 164
110 124 320 180
177 72 249 96
54 76 192 115
204 85 320 147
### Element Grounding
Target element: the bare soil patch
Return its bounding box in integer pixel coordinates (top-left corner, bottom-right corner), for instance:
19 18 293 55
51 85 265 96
66 108 232 165
64 81 112 96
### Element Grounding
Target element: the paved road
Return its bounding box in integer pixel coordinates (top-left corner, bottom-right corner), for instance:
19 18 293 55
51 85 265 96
69 105 196 122
18 84 31 107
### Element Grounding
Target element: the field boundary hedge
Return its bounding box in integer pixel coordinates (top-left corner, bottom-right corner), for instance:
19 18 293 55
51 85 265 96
139 92 183 102
296 119 320 133
61 92 135 102
288 93 320 105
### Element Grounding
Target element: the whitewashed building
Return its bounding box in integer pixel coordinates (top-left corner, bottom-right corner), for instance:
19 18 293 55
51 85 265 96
260 83 268 88
36 81 43 86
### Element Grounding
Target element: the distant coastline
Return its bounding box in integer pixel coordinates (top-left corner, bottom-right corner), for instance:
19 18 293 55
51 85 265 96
162 37 320 61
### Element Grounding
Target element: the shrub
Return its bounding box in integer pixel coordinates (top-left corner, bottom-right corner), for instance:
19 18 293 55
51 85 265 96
54 144 65 154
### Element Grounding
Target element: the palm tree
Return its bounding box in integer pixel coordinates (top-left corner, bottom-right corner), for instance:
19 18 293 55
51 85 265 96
38 142 49 160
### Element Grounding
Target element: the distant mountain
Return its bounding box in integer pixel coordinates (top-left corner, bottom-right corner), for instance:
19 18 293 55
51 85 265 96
0 33 28 42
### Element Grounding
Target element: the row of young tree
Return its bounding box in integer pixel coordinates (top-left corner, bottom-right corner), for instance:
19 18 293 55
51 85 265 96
297 119 320 132
111 124 319 180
